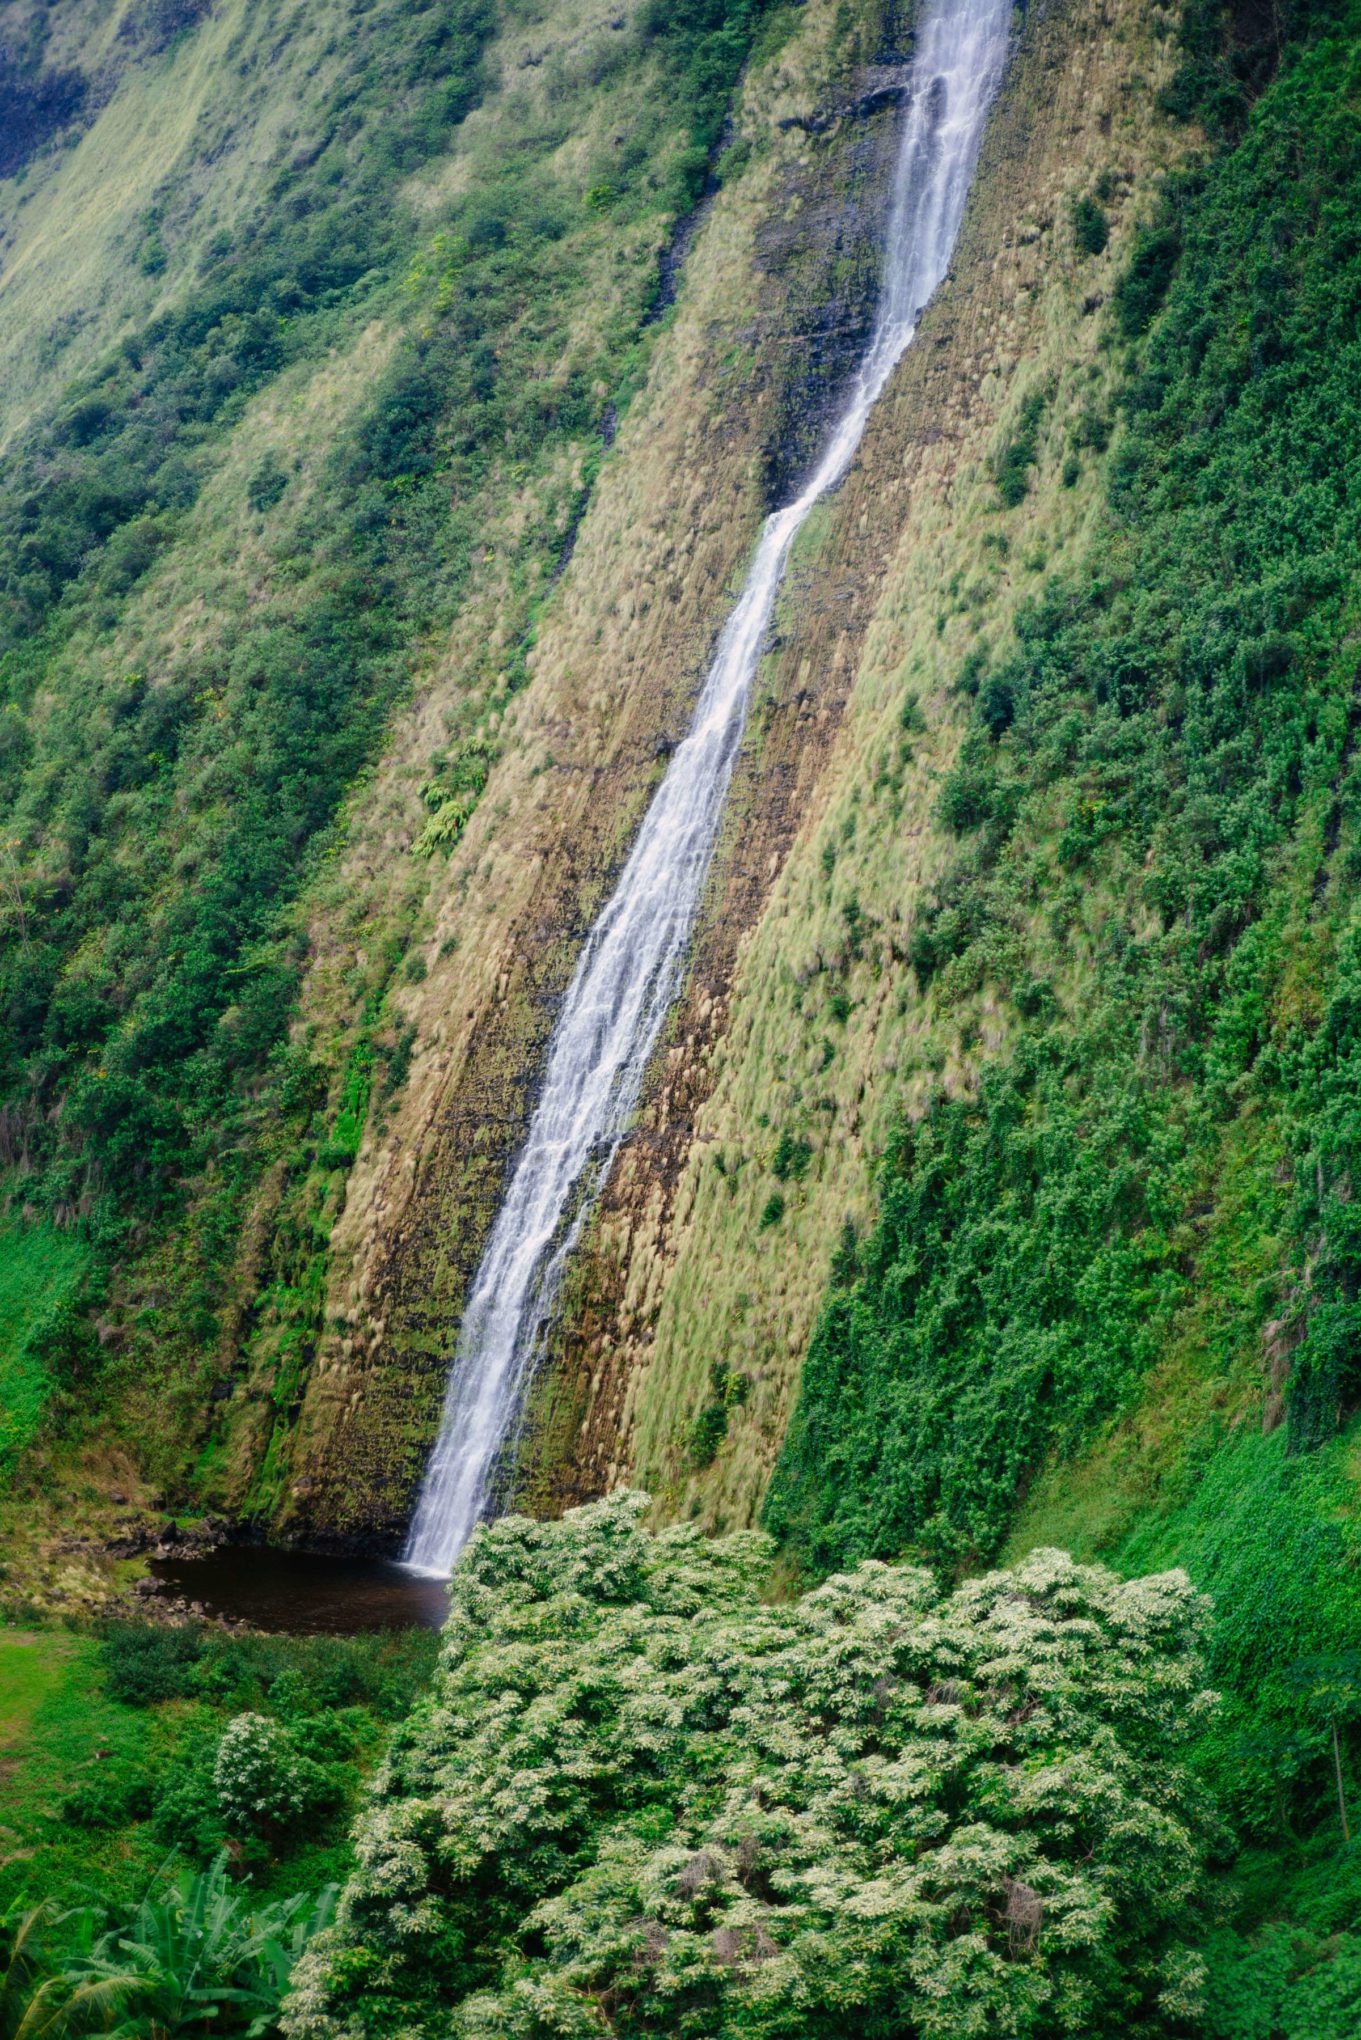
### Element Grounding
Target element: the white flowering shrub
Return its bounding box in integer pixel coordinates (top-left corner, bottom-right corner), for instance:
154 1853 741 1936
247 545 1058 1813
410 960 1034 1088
215 1712 313 1837
282 1492 1218 2040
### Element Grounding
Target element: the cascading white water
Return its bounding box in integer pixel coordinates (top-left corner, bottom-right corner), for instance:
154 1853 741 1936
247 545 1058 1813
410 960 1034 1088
403 0 1012 1577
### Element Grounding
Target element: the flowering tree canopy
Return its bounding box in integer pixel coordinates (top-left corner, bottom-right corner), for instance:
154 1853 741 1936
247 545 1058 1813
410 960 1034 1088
284 1492 1217 2040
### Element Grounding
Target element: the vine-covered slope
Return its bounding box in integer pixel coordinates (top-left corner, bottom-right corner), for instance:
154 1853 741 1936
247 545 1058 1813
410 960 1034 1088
772 1 1361 1570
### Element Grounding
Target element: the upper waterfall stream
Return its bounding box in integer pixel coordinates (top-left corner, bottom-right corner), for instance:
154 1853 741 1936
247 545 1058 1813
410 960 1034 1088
403 0 1013 1577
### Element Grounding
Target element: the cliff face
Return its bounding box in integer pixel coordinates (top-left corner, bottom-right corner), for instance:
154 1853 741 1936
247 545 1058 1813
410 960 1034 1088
541 0 1190 1532
257 0 918 1542
0 0 1192 1558
5 0 1358 1641
2 0 886 1563
7 5 1361 2025
234 0 1192 1547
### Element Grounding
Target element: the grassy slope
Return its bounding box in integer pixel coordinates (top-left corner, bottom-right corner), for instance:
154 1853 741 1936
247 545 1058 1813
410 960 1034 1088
235 0 904 1544
769 0 1361 1597
0 1222 88 1470
0 0 368 450
0 1621 441 1922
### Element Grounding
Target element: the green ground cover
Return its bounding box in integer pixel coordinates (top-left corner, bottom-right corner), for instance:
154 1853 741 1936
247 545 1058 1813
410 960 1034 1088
0 1223 89 1472
0 1619 440 2036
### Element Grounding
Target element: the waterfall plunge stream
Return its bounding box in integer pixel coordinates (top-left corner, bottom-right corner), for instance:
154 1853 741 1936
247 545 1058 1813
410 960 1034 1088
403 0 1012 1576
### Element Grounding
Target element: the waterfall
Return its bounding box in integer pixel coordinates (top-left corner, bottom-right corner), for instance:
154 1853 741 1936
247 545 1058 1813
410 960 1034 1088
403 0 1013 1577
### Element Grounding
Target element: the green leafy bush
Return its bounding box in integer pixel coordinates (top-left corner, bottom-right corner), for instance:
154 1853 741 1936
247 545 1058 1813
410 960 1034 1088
1071 192 1109 255
153 1743 229 1864
214 1714 344 1846
1112 222 1181 338
688 1361 750 1468
59 1758 154 1833
769 1130 812 1181
100 1623 204 1706
281 1495 1218 2040
992 387 1048 507
26 1853 337 2040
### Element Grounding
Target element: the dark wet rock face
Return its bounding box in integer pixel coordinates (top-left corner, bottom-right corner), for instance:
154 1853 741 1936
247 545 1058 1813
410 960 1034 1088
754 84 906 511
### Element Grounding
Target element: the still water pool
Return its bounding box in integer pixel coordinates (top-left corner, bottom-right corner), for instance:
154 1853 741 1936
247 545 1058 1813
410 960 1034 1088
149 1546 448 1634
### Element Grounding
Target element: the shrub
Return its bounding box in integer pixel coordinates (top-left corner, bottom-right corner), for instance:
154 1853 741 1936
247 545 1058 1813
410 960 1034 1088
213 1712 340 1844
770 1130 812 1180
246 452 290 514
60 1764 154 1831
992 387 1048 507
1072 192 1110 255
936 737 999 831
100 1623 203 1706
689 1398 728 1468
1113 223 1181 338
153 1744 229 1862
689 1361 750 1468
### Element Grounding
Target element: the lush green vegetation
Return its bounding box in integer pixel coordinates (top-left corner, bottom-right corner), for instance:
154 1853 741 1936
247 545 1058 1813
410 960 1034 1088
0 1221 88 1473
0 0 787 1500
1104 1426 1361 2037
0 1620 440 2036
2 1856 336 2040
767 2 1361 2029
0 0 785 1224
283 1494 1218 2039
770 0 1361 1597
7 2 1361 2035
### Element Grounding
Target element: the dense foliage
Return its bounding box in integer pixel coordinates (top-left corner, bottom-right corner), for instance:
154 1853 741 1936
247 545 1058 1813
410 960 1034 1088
283 1495 1217 2040
0 1619 440 1908
764 6 1361 2026
0 0 786 1485
2 1857 335 2040
768 0 1361 1569
0 1620 442 2036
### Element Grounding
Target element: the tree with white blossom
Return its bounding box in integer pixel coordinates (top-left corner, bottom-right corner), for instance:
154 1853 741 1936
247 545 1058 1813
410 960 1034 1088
283 1491 1218 2040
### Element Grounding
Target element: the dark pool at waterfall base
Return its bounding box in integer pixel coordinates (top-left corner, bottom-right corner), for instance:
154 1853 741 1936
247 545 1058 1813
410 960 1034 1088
148 1546 450 1634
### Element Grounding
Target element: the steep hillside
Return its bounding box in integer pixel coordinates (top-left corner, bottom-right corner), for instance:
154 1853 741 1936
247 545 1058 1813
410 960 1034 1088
0 0 828 1570
545 0 1192 1527
256 0 917 1545
4 0 1361 2033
